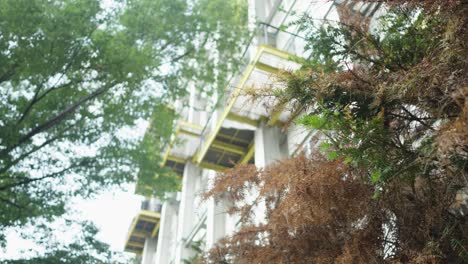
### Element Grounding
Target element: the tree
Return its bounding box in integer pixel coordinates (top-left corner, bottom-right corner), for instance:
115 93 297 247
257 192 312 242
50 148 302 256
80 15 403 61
204 0 467 262
2 221 128 264
0 0 247 251
204 155 383 263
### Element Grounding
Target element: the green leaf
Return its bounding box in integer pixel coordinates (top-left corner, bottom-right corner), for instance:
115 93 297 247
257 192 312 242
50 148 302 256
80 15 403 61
319 142 331 151
299 115 327 129
344 157 353 164
278 24 288 31
372 191 380 200
371 170 382 184
327 151 338 160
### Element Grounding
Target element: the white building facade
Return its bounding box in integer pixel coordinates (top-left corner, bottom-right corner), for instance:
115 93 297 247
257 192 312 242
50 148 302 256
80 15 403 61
124 1 383 263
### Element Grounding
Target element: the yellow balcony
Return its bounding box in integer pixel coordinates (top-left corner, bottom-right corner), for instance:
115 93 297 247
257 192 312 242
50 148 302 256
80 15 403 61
192 45 301 170
159 121 203 175
124 210 161 254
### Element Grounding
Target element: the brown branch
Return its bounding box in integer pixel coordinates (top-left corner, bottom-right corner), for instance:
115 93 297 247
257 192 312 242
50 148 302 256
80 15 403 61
344 61 373 86
0 195 25 209
1 83 112 158
168 34 210 65
0 163 80 192
15 24 97 126
16 84 45 125
400 106 434 131
19 87 107 143
17 80 78 126
0 125 74 175
16 61 82 126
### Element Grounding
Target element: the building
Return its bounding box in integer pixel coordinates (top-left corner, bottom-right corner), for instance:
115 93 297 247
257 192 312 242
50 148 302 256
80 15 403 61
124 1 383 263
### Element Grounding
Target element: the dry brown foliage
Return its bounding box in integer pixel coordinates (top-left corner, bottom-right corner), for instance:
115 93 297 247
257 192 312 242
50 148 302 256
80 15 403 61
204 153 467 263
438 106 468 159
204 154 384 263
202 0 467 263
380 0 466 12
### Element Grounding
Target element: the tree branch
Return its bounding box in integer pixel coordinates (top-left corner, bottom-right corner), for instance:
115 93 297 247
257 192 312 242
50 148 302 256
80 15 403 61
400 106 434 130
0 131 68 175
16 84 45 125
0 162 80 192
15 25 97 126
1 83 113 158
343 61 373 86
166 34 210 65
16 58 83 126
0 63 19 84
0 195 25 209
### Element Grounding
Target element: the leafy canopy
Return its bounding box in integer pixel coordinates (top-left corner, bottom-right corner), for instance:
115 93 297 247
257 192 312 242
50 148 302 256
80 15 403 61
0 0 248 255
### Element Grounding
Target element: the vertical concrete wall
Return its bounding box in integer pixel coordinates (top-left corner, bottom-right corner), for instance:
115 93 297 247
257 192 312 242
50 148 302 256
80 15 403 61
174 162 202 263
141 236 158 264
205 170 229 249
287 123 313 156
155 199 179 264
255 123 288 168
253 123 289 225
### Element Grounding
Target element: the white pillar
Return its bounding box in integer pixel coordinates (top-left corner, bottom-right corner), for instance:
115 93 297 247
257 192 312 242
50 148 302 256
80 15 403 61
174 162 201 263
141 236 158 264
253 123 288 225
155 199 179 264
255 123 288 168
205 171 228 249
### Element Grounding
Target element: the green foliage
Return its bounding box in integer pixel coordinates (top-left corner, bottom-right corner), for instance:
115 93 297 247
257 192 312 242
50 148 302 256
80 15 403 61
0 0 248 256
135 105 181 196
297 114 327 130
2 221 128 264
259 2 467 262
297 7 442 72
451 238 468 261
120 0 249 98
291 7 454 186
183 240 205 264
204 0 468 261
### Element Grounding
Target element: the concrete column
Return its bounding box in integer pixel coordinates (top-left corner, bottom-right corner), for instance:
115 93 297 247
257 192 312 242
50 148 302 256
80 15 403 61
248 0 259 59
141 236 158 264
174 162 202 263
155 199 179 264
148 197 162 213
205 171 228 249
253 123 288 225
255 123 289 168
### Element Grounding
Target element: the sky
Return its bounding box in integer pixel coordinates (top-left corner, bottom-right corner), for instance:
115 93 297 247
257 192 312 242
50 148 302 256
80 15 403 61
74 184 142 251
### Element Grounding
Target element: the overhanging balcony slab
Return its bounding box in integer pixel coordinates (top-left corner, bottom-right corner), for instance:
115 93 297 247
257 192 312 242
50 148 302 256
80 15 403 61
160 121 203 175
124 210 161 254
194 45 301 165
